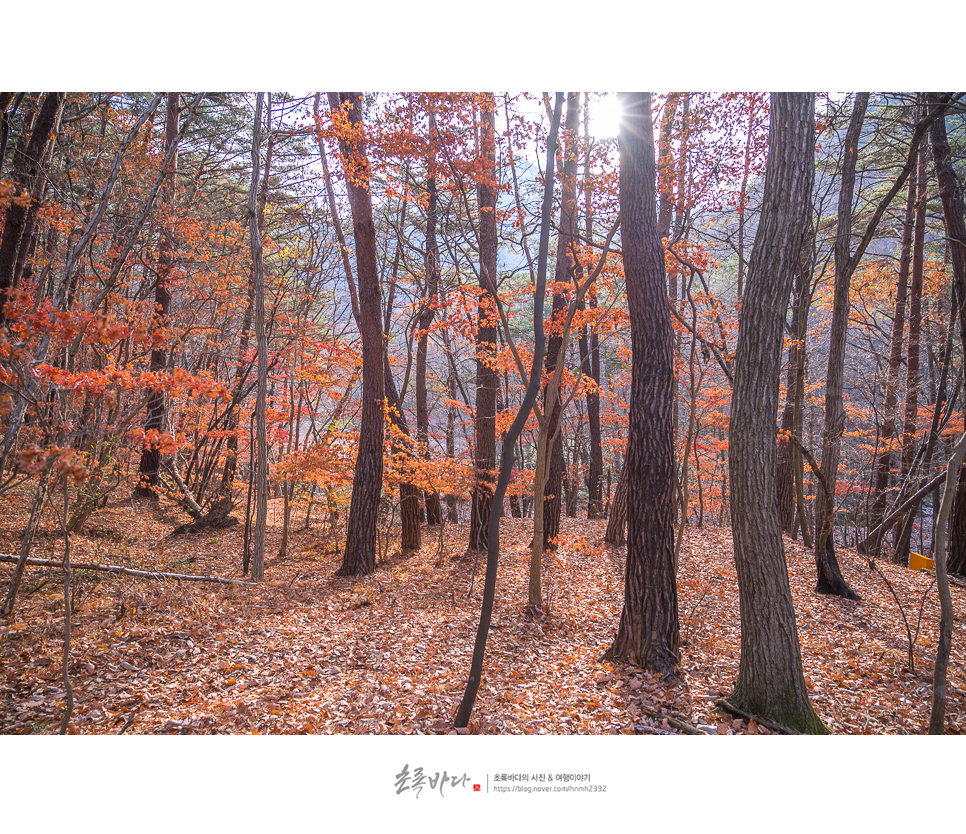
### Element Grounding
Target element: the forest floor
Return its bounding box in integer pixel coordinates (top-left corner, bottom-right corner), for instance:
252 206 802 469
1 485 964 735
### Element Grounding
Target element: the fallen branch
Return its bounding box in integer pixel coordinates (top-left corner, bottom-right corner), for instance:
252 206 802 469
714 697 801 735
0 554 254 586
636 700 707 735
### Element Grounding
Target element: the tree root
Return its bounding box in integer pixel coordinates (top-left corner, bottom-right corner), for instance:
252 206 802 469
636 700 707 735
715 697 801 735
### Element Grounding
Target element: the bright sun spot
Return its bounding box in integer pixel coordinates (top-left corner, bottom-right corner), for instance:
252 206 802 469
588 93 623 139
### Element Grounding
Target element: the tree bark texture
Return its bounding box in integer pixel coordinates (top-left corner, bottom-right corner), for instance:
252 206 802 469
729 92 827 734
334 92 385 577
604 462 628 545
468 93 499 552
603 92 679 675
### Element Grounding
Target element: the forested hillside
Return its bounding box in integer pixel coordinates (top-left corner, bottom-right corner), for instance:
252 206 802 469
1 91 964 736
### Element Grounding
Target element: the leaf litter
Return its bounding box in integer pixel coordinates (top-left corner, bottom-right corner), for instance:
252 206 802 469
1 489 963 735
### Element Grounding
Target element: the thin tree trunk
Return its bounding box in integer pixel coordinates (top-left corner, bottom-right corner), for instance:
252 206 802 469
928 93 966 577
1 465 51 615
454 93 562 729
385 352 421 554
777 251 809 536
869 162 917 538
222 114 275 494
248 93 270 582
417 101 442 526
137 92 181 497
928 431 966 733
541 92 580 550
895 104 929 565
582 93 606 519
813 92 869 600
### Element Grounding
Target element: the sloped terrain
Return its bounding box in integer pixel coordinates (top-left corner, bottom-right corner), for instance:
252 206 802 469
1 487 962 735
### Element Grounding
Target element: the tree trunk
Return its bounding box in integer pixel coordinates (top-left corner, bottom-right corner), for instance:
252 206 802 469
445 361 458 523
729 91 827 734
221 118 275 495
383 182 421 554
582 93 605 519
333 93 385 577
657 93 680 240
137 92 181 498
776 252 810 536
385 352 421 554
605 463 629 546
0 92 65 322
454 93 562 729
928 93 966 577
928 431 966 732
895 105 929 565
417 101 442 526
541 92 580 550
812 93 869 600
248 93 270 583
868 160 917 538
603 92 679 675
468 93 499 552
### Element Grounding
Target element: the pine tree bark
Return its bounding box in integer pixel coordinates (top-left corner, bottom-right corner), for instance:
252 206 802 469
729 91 827 734
603 92 678 674
334 92 385 577
468 93 499 552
